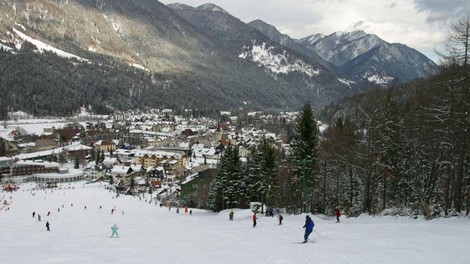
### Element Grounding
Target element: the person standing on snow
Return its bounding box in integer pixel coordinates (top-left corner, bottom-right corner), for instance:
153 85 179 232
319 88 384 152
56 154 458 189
46 221 50 231
279 214 283 225
303 215 314 243
229 210 234 221
252 212 258 227
335 208 341 222
111 224 119 238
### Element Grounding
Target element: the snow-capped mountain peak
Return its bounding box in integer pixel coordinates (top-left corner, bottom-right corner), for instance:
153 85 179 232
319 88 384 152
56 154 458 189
196 3 230 15
297 29 437 85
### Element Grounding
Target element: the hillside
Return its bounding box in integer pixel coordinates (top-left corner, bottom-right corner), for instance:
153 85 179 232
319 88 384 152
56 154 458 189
168 3 369 110
0 0 440 116
0 0 302 116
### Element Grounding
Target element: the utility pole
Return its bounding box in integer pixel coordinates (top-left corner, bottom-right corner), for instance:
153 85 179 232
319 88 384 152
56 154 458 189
300 159 311 213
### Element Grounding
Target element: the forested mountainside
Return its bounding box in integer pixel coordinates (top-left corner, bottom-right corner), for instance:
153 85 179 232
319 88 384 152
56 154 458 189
314 64 469 216
0 0 438 117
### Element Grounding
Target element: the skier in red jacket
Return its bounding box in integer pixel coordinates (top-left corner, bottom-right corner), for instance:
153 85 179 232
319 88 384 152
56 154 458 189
252 212 258 227
335 208 341 222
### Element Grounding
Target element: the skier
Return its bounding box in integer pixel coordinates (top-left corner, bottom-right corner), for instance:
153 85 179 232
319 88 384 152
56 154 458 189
111 224 119 238
38 214 41 221
252 212 258 227
229 210 234 221
303 215 314 243
279 214 283 225
46 221 50 231
47 211 51 216
335 208 341 222
32 211 35 218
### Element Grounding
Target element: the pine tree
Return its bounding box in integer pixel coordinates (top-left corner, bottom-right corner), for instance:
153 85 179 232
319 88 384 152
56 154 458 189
320 116 361 214
290 102 318 213
208 145 242 211
258 138 280 209
74 157 79 169
0 137 6 156
225 145 242 209
371 94 409 211
95 149 100 164
244 146 263 205
101 150 105 163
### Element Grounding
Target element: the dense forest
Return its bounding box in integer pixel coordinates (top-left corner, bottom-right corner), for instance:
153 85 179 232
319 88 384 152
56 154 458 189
204 17 470 218
0 39 299 119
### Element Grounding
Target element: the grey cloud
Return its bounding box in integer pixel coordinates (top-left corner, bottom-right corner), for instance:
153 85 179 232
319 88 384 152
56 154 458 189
413 0 470 23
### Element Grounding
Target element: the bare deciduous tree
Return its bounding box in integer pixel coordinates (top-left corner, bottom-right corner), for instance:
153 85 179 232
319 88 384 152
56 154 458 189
439 15 470 67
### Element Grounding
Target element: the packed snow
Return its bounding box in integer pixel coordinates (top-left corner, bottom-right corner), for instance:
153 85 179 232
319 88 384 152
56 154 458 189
1 182 469 264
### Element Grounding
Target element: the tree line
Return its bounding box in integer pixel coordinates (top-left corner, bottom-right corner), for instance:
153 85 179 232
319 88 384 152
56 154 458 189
205 16 470 218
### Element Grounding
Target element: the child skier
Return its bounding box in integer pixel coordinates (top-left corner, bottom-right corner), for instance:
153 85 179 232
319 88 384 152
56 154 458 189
111 224 119 238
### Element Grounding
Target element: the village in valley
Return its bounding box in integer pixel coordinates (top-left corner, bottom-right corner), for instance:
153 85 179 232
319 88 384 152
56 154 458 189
0 109 299 208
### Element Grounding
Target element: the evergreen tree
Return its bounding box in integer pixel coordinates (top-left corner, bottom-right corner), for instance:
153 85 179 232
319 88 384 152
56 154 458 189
208 145 242 211
74 157 79 169
90 147 96 162
225 145 242 208
290 102 318 213
95 149 100 164
320 116 361 215
0 137 6 156
371 94 409 212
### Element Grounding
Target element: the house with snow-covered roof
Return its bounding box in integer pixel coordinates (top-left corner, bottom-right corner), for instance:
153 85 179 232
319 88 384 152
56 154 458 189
110 165 142 178
102 157 119 169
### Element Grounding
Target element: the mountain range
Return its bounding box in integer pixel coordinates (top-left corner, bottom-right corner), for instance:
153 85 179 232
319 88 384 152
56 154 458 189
0 0 439 116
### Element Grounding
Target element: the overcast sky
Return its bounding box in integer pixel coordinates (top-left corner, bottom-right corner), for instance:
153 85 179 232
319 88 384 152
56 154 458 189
159 0 470 63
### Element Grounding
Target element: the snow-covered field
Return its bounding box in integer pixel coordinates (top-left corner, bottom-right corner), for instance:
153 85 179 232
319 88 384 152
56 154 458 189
1 182 469 264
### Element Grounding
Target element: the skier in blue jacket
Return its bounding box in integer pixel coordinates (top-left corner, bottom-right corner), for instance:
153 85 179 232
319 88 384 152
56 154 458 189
111 224 119 238
303 215 314 243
